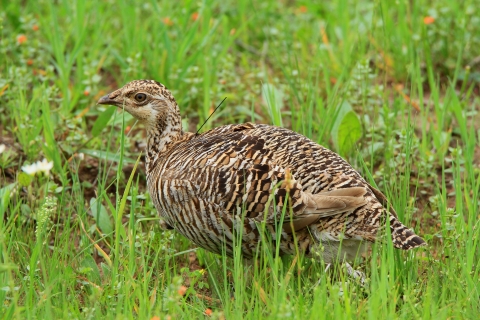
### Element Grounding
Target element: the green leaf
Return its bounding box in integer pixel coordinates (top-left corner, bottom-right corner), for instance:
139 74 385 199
0 263 19 273
42 99 64 183
90 198 113 235
100 262 111 279
79 149 136 164
91 106 116 137
0 183 17 216
261 83 284 127
114 154 141 255
79 255 101 284
331 101 363 155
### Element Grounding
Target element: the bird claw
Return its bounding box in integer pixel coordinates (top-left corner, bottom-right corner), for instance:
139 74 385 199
312 262 368 293
324 263 331 273
344 262 367 287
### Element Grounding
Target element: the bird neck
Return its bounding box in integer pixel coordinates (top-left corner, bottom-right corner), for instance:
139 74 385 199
145 107 184 173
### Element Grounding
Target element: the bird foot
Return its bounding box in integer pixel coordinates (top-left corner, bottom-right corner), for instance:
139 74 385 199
312 262 368 293
344 262 367 287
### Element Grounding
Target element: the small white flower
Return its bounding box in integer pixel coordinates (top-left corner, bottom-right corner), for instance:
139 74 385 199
0 144 5 154
36 158 53 174
21 158 54 176
22 163 40 175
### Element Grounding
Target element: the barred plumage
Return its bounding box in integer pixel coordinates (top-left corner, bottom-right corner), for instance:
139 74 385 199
98 80 425 263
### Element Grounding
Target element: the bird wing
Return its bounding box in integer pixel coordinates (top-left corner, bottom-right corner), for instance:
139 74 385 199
282 187 368 233
158 123 368 233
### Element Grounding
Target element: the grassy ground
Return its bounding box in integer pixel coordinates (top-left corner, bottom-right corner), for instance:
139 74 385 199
1 0 479 318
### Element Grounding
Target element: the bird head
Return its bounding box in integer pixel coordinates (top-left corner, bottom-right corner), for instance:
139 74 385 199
97 80 179 127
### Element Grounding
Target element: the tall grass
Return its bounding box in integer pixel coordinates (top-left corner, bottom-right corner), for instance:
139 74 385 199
1 0 479 318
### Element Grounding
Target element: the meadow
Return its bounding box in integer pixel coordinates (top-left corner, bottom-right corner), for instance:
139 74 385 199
1 0 479 318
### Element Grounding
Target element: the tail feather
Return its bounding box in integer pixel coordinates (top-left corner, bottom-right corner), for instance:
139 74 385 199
390 217 426 250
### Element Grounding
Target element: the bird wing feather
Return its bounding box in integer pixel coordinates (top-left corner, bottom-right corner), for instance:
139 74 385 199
158 124 368 234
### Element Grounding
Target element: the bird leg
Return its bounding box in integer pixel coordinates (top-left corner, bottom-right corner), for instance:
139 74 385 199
312 262 368 292
343 261 367 287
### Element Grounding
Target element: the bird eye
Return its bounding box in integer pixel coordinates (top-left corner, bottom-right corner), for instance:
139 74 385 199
134 93 147 102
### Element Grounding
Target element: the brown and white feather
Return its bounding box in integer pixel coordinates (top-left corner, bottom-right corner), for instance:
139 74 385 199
98 80 426 262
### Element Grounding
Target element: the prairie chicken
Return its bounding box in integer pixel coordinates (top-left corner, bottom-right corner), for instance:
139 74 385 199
98 80 425 265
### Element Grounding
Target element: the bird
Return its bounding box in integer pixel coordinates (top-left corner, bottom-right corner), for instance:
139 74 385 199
97 79 425 270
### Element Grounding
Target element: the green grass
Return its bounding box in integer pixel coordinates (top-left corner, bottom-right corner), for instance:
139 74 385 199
1 0 479 318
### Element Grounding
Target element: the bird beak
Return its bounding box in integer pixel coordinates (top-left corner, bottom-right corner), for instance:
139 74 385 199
97 94 116 106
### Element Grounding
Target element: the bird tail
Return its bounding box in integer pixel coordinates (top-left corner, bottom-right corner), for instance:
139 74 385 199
389 217 426 250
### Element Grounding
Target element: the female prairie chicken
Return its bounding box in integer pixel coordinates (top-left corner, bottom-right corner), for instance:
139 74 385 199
98 80 425 264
